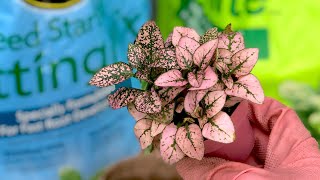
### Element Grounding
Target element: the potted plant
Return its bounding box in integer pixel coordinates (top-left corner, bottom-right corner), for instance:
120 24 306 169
89 21 264 164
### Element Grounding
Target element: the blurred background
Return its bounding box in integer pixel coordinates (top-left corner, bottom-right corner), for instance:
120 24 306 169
0 0 319 179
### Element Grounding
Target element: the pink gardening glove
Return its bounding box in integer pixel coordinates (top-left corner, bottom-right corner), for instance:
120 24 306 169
176 97 320 180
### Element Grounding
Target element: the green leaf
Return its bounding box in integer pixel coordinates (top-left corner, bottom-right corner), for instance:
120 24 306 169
150 48 180 69
135 21 164 64
199 27 218 44
89 62 133 87
134 88 162 113
134 70 152 83
108 87 142 109
127 43 146 68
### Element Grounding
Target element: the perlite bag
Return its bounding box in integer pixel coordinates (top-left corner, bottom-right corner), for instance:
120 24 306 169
156 0 320 102
0 0 150 179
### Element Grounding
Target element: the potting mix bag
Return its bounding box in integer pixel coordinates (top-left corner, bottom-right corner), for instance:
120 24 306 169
156 0 320 102
0 0 150 179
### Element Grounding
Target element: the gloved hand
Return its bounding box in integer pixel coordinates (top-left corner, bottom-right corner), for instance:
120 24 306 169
176 97 320 180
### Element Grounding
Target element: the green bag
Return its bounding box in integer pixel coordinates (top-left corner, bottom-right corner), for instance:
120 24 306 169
156 0 320 103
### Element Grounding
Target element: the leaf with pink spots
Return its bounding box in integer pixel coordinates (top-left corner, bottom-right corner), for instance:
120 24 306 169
151 120 167 137
127 44 146 68
134 70 151 83
134 118 153 149
149 67 167 81
176 124 204 160
127 103 147 121
164 32 174 48
204 91 227 118
176 37 200 69
184 90 207 115
89 62 133 87
160 123 185 164
230 48 259 77
134 21 164 64
107 87 141 109
154 69 188 87
202 112 235 143
187 71 204 88
189 66 218 90
199 27 218 44
172 27 200 46
193 39 218 70
218 30 245 53
225 74 264 104
134 89 162 114
150 48 180 69
158 87 185 106
147 102 175 124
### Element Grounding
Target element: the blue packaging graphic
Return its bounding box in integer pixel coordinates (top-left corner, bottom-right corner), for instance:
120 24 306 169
0 0 151 179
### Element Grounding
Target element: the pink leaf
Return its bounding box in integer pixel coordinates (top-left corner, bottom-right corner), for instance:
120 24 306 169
160 123 185 164
202 112 235 143
224 96 243 107
151 120 167 137
225 74 264 104
147 102 175 124
89 62 132 87
134 89 162 113
193 39 218 70
176 37 200 69
127 103 147 121
176 124 204 160
187 71 204 88
150 48 180 69
215 48 232 74
108 87 141 109
198 116 208 129
135 21 164 62
164 32 173 48
189 106 203 118
172 27 200 46
230 48 259 77
222 76 234 89
158 87 185 106
154 70 188 87
218 32 245 53
178 37 200 54
127 44 146 68
184 90 207 114
208 81 225 91
204 91 227 118
189 66 218 90
176 47 192 70
134 118 153 149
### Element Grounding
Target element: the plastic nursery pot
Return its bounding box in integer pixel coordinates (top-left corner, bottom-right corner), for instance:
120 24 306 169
204 100 255 162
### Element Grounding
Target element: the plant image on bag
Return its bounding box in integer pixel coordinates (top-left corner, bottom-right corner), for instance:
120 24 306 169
89 21 264 164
